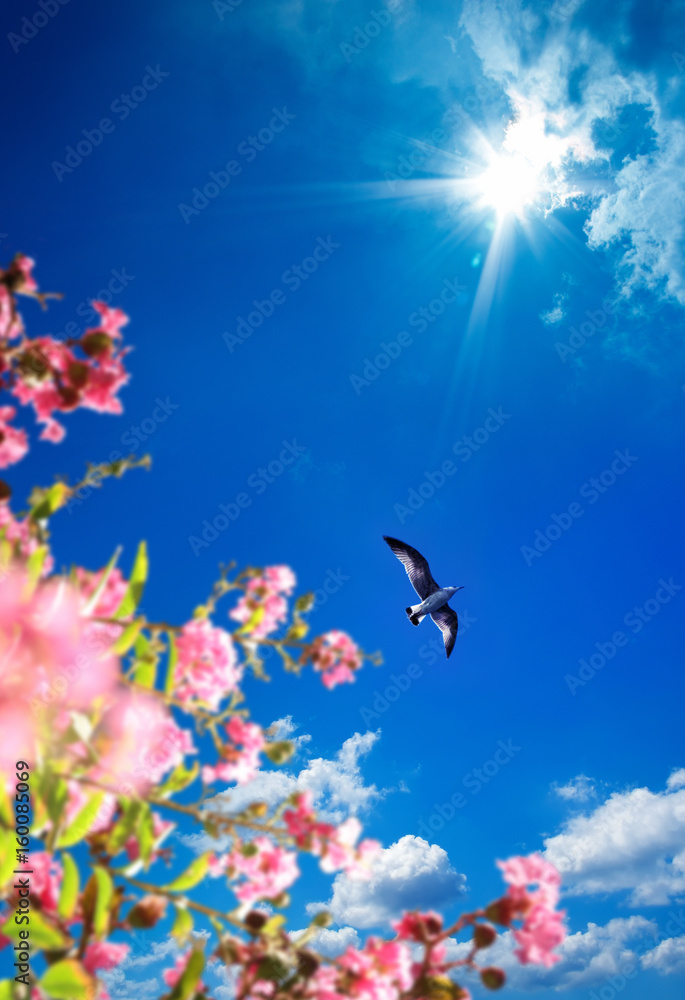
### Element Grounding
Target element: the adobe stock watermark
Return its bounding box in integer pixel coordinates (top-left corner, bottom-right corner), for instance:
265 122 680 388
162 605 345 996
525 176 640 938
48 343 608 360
52 67 170 181
213 0 246 18
521 449 637 566
418 738 523 840
66 396 179 513
340 1 403 63
393 407 510 524
178 107 296 224
8 0 70 54
349 277 466 394
565 578 681 694
359 615 477 726
223 237 340 352
555 297 619 363
188 439 306 555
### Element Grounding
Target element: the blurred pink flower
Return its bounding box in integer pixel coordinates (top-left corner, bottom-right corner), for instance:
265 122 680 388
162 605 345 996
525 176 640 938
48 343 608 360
0 407 29 468
202 715 265 786
174 618 242 709
229 565 296 638
497 853 566 967
307 630 362 689
283 793 380 879
83 941 130 974
229 836 299 905
30 852 62 912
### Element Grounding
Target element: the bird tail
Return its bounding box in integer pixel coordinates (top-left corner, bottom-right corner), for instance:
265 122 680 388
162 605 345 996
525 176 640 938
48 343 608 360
406 605 424 626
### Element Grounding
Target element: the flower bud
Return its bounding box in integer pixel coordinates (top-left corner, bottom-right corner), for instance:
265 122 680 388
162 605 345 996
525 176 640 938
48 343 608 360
481 967 506 990
244 911 268 933
58 386 81 410
484 898 516 927
67 361 90 388
297 950 320 977
81 331 113 357
128 894 168 928
0 479 11 501
420 975 464 1000
473 923 497 949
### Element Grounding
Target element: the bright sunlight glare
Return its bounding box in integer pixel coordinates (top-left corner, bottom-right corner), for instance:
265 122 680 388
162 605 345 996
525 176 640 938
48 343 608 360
475 152 541 219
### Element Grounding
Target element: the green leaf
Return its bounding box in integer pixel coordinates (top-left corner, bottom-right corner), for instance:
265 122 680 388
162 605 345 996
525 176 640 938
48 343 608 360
162 853 209 892
58 852 79 920
57 791 105 848
80 546 122 618
132 656 157 689
137 803 155 867
2 910 67 949
106 799 143 856
171 904 194 942
30 482 69 522
262 914 286 936
92 866 114 937
40 960 94 1000
116 541 148 618
167 948 205 1000
157 761 199 798
112 618 144 655
45 777 69 828
0 979 14 1000
263 741 294 765
165 630 178 695
27 544 49 588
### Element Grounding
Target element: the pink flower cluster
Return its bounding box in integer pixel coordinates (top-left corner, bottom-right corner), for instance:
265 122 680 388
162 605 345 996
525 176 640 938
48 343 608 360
229 565 296 638
83 941 130 974
0 571 119 770
226 836 300 906
0 255 130 460
202 715 265 786
284 792 380 878
29 852 63 913
497 853 566 967
306 631 362 689
308 939 414 1000
174 617 242 710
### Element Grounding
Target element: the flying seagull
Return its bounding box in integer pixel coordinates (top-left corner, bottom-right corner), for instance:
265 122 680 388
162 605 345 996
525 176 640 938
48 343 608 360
383 536 464 659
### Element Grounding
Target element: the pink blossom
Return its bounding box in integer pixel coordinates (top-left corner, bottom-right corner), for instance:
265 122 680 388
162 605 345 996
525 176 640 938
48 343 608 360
30 853 62 912
229 566 296 638
174 618 242 710
92 301 128 339
497 854 566 967
392 912 443 942
0 407 28 468
95 694 196 794
202 716 265 786
83 941 130 974
229 836 299 905
307 631 362 689
283 793 380 878
338 938 413 1000
75 566 129 618
0 572 119 768
163 953 206 992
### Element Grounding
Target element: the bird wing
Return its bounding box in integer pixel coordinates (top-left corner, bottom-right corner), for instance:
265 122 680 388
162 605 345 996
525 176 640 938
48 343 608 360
383 536 440 599
430 605 458 659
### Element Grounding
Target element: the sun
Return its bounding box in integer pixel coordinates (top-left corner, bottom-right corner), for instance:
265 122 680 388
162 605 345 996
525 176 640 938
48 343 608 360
474 151 542 220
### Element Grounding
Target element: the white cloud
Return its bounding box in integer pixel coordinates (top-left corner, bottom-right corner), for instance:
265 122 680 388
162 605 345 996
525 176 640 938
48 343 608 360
459 0 685 308
552 774 597 802
544 772 685 905
641 934 685 976
211 729 385 824
322 835 466 928
666 768 685 791
290 925 361 957
268 715 312 753
540 292 567 326
466 916 657 992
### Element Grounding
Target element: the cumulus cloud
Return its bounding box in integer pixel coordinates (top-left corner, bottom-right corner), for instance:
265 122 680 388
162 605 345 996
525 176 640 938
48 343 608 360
641 934 685 976
543 772 685 905
321 835 466 928
552 774 597 802
459 0 685 307
458 916 657 992
290 925 361 957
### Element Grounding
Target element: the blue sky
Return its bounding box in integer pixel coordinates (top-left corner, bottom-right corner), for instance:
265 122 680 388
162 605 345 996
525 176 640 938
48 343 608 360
2 0 685 996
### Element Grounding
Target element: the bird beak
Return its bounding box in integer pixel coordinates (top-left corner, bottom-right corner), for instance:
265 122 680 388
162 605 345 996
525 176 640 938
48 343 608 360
456 586 465 591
